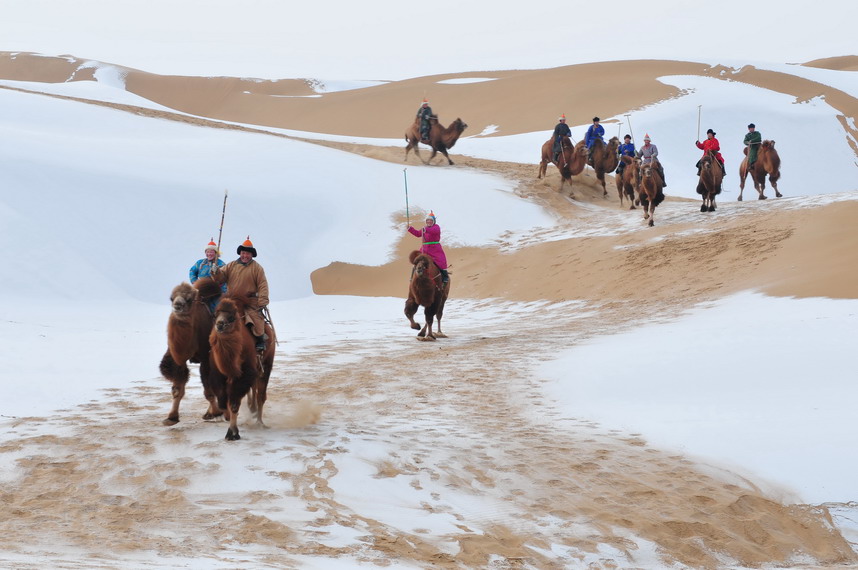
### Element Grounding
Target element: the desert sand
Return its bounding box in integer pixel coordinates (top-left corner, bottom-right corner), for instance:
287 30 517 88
1 54 857 568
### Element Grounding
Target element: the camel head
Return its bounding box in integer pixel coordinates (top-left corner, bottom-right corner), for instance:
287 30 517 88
453 118 468 133
213 298 240 334
170 282 198 317
607 136 620 149
412 253 432 278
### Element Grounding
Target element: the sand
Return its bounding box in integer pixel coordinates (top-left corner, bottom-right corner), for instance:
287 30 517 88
1 53 857 568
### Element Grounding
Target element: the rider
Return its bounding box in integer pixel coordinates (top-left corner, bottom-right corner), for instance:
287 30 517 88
552 114 572 163
189 238 227 311
584 116 604 166
417 98 433 142
696 128 725 175
407 211 449 283
635 133 667 187
615 134 635 177
211 236 271 352
743 123 762 170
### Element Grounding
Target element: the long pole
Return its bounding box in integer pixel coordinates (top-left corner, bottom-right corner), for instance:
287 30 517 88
697 105 702 141
624 114 635 144
617 121 622 139
215 189 228 266
403 168 410 226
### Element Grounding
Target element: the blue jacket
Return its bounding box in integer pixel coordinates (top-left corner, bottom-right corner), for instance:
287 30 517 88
618 142 636 157
190 258 227 294
584 123 605 148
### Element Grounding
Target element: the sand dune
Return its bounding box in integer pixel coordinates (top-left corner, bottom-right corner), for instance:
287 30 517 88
2 52 857 568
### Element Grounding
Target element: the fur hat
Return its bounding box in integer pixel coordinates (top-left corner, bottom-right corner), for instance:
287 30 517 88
426 211 436 221
559 114 566 121
236 235 257 257
204 238 217 252
592 116 600 122
624 134 631 140
748 123 755 129
706 128 716 135
643 133 651 141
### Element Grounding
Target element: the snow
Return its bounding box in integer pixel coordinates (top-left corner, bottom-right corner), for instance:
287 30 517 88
1 1 857 565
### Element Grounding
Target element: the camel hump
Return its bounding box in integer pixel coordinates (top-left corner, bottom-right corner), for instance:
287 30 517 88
194 277 221 301
408 250 421 264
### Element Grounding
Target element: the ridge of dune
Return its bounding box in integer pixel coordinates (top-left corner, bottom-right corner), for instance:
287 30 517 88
802 55 858 71
4 52 858 153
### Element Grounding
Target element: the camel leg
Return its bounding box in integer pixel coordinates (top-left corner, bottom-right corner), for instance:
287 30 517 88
405 297 421 330
771 177 782 198
440 148 454 166
225 394 241 441
160 351 189 425
434 297 448 339
255 375 269 428
709 195 716 212
199 357 223 420
418 307 436 341
738 167 747 201
648 204 655 227
537 161 546 179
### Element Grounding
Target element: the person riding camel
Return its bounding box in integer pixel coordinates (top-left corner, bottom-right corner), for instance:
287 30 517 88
635 133 667 187
211 236 270 352
417 98 433 143
189 238 227 312
584 116 605 166
743 123 762 170
615 134 635 177
696 128 726 175
407 211 449 284
552 114 572 163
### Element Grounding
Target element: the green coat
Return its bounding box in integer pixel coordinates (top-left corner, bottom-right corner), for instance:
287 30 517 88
744 131 762 164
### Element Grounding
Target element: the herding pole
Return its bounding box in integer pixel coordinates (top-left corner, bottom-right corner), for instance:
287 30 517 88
624 114 635 144
617 121 622 139
697 105 702 141
215 189 228 267
403 168 410 226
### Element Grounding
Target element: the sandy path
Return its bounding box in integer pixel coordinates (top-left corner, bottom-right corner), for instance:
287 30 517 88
2 296 855 568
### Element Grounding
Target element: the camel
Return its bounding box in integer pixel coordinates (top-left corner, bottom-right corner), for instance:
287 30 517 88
537 136 587 197
159 279 224 426
209 296 276 441
404 115 468 165
615 156 640 209
404 251 450 341
696 151 724 212
638 158 666 227
588 136 621 198
739 140 782 201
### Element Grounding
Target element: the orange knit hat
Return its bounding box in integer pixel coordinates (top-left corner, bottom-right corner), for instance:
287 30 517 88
204 238 217 252
236 235 257 257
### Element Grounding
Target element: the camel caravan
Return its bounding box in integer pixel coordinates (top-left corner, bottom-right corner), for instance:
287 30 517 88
534 116 782 227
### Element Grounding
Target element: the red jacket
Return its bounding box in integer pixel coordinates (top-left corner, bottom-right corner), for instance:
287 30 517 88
696 137 724 163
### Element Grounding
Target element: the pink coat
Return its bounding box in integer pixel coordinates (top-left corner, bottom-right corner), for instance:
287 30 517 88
408 224 448 269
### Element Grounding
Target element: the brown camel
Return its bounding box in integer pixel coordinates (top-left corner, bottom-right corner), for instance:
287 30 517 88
209 296 276 441
537 136 587 197
404 251 450 341
639 158 666 227
404 115 468 165
739 140 782 201
159 279 224 425
615 156 640 210
696 151 724 212
588 136 621 197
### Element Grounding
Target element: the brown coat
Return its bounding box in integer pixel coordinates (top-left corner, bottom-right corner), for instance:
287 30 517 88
214 259 269 336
